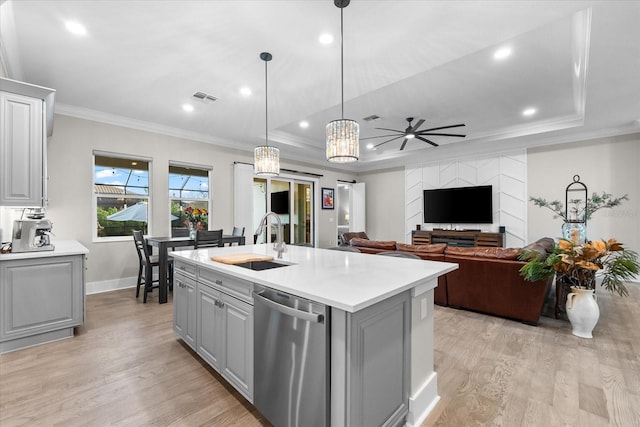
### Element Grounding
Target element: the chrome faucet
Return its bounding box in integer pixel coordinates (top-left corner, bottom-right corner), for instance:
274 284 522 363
254 211 287 259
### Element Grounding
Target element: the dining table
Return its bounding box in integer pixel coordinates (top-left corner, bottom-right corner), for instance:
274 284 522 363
145 234 246 303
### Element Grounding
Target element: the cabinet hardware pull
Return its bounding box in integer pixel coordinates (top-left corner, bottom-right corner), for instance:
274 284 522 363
215 279 223 285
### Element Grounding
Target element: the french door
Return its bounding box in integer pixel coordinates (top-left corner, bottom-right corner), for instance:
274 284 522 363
253 177 314 246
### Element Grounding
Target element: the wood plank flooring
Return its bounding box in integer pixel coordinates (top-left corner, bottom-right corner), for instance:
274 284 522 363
1 283 638 426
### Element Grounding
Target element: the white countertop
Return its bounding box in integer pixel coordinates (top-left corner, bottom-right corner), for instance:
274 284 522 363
0 240 89 261
170 244 458 312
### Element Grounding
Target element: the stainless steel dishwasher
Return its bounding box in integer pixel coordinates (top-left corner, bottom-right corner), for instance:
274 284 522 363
253 285 329 427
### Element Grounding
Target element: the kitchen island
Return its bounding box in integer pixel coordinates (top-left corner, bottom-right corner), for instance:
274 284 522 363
0 240 88 353
170 244 457 427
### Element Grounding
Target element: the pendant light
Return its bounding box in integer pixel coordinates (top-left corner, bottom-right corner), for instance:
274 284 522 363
326 0 359 163
254 52 280 176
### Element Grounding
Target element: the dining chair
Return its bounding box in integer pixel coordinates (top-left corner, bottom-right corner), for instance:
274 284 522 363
133 230 172 303
232 226 245 237
376 251 421 259
194 229 223 249
171 227 189 237
327 246 360 252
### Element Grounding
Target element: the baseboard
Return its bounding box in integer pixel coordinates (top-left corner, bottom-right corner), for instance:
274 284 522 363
406 372 439 427
86 276 136 294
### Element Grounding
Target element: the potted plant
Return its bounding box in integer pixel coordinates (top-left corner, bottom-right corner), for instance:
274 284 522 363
520 238 639 337
530 191 628 243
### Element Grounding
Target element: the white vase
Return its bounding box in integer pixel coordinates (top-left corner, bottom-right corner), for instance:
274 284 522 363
565 287 599 338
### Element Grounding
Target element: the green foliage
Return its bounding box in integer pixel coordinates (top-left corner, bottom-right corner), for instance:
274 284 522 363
601 249 639 297
530 192 628 221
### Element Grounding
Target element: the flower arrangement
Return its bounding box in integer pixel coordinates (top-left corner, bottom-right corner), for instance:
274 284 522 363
183 206 208 231
520 238 639 297
530 192 628 222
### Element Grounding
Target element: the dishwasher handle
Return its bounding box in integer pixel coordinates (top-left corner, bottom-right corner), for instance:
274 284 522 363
253 290 324 324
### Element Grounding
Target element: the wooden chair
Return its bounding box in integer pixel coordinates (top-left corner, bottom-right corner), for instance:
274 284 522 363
328 246 360 252
377 251 420 259
171 227 189 237
194 229 223 249
133 230 172 303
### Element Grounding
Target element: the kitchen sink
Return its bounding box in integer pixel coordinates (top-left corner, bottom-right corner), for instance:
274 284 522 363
235 260 291 271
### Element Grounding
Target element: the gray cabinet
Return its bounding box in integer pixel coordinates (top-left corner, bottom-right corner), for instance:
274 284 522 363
0 254 85 353
331 290 411 427
173 261 196 350
220 293 253 399
173 263 254 401
0 79 55 207
196 282 222 369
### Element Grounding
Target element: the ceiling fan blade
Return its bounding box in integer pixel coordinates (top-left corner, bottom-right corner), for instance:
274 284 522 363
360 133 403 141
411 119 425 132
418 132 466 138
416 136 439 147
400 138 409 151
374 127 404 133
418 124 466 132
374 136 404 147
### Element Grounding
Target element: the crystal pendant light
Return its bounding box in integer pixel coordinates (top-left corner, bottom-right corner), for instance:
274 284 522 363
254 52 280 176
326 0 359 163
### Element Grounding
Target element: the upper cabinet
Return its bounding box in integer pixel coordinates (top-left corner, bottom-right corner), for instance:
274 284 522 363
0 78 55 207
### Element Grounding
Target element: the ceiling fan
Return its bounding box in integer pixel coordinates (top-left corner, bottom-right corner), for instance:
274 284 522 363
361 117 466 151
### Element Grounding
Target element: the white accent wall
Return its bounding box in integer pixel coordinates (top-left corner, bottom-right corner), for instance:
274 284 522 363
405 150 527 248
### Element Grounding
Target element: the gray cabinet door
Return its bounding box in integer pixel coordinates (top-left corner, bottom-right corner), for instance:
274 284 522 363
0 255 83 342
173 272 196 350
221 294 253 401
197 283 222 370
0 91 44 206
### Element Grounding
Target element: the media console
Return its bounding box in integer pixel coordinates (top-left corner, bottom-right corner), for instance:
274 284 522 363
412 229 504 248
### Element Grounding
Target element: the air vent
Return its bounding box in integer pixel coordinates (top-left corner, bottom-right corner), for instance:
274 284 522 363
192 91 218 104
363 114 381 122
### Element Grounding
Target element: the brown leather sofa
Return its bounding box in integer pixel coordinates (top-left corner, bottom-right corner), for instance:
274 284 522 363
348 237 554 325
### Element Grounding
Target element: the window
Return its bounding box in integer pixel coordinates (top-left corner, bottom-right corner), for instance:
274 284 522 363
169 163 210 232
94 153 150 239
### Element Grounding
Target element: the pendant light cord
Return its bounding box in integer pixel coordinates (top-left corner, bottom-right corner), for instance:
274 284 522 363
265 57 269 146
340 5 344 119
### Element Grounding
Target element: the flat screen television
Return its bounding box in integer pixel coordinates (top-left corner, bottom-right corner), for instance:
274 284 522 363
423 185 493 224
270 191 289 214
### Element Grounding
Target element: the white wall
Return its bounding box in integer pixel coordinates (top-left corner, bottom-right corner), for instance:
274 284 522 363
40 114 356 289
361 133 640 254
358 168 405 241
527 133 640 253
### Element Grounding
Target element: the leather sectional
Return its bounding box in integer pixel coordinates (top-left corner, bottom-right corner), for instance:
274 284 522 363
348 237 554 325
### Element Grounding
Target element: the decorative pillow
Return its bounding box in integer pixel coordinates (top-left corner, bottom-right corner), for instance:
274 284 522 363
349 238 396 251
396 243 446 254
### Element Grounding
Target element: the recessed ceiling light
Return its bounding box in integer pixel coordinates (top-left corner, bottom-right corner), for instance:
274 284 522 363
299 121 309 129
240 87 252 96
522 107 537 117
182 104 194 112
366 143 375 149
493 47 512 60
65 21 87 35
319 33 334 45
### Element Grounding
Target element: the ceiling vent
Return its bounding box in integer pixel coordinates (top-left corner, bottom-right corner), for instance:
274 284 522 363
363 114 381 122
192 91 218 104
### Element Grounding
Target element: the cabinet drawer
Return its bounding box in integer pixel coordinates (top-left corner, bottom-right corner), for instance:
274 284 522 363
174 260 196 279
198 268 253 304
174 271 197 288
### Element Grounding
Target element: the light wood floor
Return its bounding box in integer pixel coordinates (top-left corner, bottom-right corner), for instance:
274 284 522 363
1 284 638 426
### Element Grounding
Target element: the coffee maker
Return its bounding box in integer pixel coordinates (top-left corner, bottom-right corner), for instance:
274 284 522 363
11 219 55 252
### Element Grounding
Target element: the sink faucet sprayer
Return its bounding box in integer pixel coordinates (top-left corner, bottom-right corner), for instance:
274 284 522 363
254 211 287 259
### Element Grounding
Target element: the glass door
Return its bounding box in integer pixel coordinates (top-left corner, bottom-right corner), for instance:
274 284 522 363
253 177 314 246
